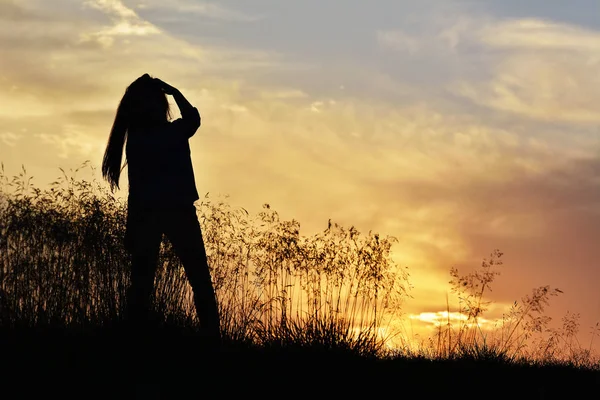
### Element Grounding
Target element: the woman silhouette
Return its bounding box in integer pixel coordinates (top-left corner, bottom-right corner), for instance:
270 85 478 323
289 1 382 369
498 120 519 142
101 73 220 344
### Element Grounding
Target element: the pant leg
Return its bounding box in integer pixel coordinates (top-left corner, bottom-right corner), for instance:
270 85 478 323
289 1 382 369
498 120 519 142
162 204 221 343
125 206 163 327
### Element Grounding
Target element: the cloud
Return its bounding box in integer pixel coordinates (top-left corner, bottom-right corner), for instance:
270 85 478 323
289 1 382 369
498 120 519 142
85 0 138 19
35 128 105 160
451 57 600 123
0 132 21 147
81 0 160 48
479 19 600 53
409 311 495 328
0 1 45 22
455 19 600 123
377 16 600 124
0 0 287 120
134 0 262 22
0 1 85 50
377 30 420 54
376 15 482 55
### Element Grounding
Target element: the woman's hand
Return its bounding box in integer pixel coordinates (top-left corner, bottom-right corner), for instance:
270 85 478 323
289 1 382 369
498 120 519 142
154 78 197 123
155 78 178 95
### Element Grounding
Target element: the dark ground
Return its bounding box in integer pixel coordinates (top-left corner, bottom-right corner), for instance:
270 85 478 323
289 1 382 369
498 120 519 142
0 326 598 400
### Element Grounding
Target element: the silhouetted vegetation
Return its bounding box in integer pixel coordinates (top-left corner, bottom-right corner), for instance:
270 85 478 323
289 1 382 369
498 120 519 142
0 162 598 398
0 162 407 349
420 249 599 368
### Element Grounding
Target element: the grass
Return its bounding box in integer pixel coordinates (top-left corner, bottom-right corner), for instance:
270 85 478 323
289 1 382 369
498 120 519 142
0 162 598 399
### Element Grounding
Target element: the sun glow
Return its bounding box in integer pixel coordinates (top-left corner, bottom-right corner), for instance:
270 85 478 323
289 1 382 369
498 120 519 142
408 311 494 328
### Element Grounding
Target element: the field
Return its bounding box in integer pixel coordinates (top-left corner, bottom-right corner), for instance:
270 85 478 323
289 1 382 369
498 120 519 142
0 163 598 399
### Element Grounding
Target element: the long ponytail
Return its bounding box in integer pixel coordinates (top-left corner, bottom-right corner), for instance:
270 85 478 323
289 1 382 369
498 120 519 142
102 93 130 192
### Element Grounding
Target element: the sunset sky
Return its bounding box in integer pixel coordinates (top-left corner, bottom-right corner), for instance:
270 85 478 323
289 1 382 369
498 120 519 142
2 0 600 350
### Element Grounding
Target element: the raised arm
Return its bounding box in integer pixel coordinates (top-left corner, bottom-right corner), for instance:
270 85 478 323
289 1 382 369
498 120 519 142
156 78 201 136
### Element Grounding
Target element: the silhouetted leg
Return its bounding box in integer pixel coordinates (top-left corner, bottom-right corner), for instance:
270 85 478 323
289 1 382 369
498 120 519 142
163 205 221 346
125 207 162 331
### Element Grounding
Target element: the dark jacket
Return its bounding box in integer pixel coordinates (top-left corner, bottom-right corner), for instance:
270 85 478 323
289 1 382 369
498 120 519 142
126 108 201 209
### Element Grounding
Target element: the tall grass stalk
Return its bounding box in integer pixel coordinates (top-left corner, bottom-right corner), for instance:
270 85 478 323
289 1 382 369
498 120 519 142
0 163 409 355
425 249 599 368
2 162 598 368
